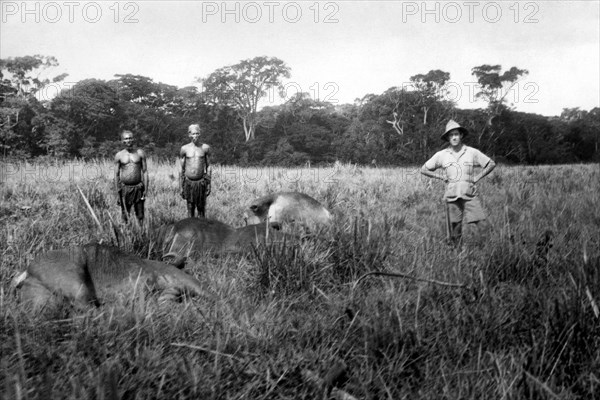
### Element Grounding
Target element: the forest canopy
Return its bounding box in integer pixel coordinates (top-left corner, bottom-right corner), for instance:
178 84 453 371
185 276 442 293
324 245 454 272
1 55 598 165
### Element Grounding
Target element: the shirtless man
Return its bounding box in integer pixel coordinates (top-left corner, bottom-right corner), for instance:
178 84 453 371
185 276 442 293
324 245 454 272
114 130 148 224
180 124 211 218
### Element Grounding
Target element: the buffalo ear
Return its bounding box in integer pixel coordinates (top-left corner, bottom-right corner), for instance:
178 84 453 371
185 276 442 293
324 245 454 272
163 255 187 269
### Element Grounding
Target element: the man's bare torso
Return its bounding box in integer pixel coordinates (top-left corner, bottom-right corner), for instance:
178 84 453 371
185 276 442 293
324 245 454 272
116 149 144 185
181 143 209 180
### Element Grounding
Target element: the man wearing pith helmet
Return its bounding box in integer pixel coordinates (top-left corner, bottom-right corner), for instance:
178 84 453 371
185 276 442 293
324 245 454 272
421 120 496 247
180 124 211 218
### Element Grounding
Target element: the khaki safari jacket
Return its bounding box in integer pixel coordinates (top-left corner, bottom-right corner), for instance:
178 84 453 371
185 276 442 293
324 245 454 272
424 145 491 202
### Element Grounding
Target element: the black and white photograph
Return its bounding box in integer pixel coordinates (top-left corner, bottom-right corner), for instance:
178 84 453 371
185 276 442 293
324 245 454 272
1 1 599 398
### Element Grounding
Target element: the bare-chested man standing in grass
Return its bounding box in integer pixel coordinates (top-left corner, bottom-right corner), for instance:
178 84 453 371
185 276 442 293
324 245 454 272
114 130 148 224
180 124 211 218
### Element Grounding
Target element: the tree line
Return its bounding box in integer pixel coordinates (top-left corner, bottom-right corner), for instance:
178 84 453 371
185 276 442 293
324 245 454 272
1 55 598 165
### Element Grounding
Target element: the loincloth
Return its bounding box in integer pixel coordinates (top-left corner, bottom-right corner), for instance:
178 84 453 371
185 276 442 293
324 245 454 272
119 182 145 207
182 176 209 205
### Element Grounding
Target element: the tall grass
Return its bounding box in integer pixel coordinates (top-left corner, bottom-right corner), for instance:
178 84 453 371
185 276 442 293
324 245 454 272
1 159 599 398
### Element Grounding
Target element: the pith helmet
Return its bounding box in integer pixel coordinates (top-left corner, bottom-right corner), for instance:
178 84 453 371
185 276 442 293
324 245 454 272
442 120 469 141
188 124 201 133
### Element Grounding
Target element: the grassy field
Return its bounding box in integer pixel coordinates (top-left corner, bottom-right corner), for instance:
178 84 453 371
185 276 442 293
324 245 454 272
1 160 599 399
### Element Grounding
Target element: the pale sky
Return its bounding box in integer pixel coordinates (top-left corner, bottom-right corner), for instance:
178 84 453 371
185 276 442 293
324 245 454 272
1 1 599 116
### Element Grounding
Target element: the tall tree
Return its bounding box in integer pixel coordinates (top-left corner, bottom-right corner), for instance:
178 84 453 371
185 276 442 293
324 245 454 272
471 64 528 126
470 64 528 150
0 55 68 98
409 69 451 125
560 107 600 161
560 107 585 122
0 55 67 155
351 88 422 163
50 79 121 156
111 74 181 110
199 56 291 141
409 70 455 158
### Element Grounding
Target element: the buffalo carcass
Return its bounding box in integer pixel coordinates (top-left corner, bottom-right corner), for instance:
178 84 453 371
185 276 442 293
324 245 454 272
244 192 332 228
14 243 215 310
161 218 294 266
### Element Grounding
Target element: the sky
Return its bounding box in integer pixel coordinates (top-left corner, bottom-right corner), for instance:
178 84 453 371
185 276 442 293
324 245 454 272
1 0 599 116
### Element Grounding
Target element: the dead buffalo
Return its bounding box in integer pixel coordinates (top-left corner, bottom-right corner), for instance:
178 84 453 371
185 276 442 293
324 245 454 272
244 192 332 227
161 218 293 265
14 243 215 311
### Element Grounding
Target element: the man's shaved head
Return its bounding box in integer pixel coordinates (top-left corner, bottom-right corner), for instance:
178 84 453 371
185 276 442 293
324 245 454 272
121 130 134 140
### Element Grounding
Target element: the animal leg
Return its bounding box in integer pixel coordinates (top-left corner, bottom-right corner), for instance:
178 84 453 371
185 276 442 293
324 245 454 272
19 277 59 311
158 287 182 303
